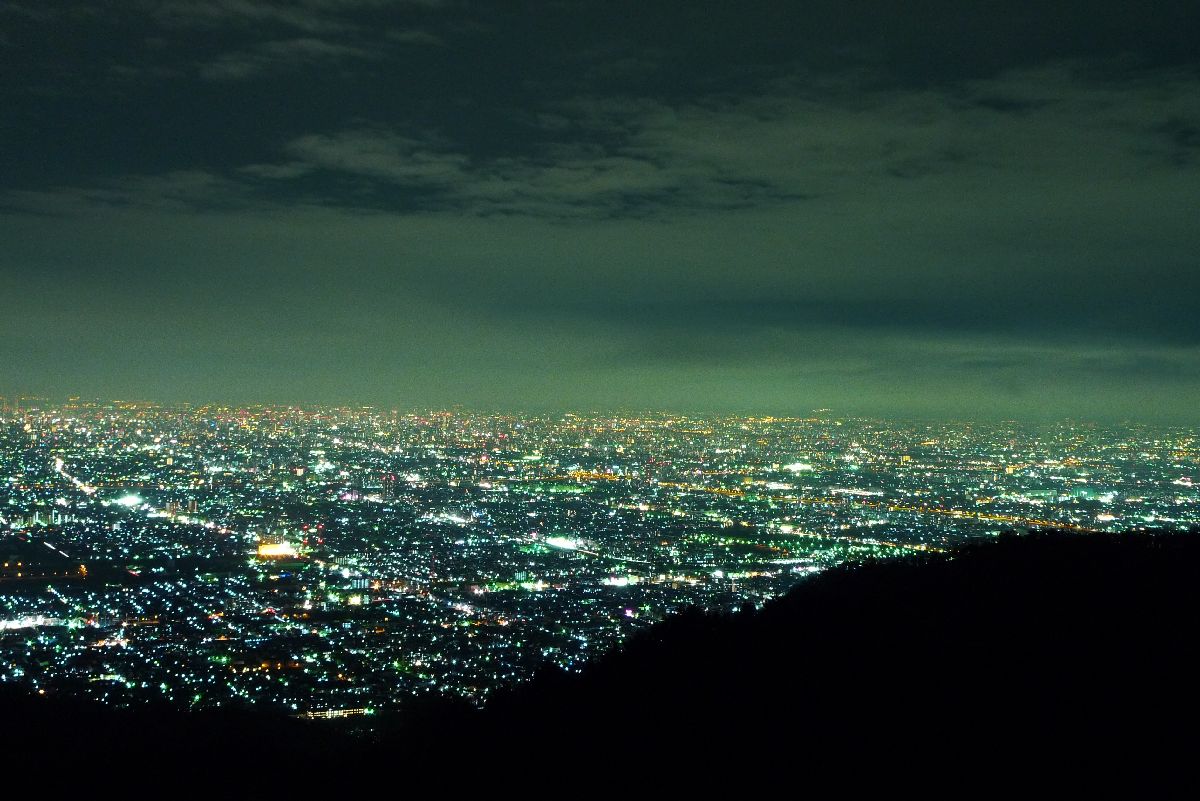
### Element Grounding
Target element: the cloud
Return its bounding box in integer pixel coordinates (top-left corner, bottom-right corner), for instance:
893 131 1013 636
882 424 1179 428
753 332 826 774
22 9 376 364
226 61 1198 225
146 0 427 34
238 162 317 180
0 0 417 33
385 28 445 46
1 171 250 215
2 2 1198 417
283 129 465 180
198 36 379 80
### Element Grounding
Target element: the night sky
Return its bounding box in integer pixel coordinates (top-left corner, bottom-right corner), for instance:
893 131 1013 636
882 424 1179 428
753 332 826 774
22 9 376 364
2 1 1197 420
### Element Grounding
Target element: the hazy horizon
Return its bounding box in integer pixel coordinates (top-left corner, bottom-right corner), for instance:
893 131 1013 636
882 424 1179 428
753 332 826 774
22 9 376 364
2 393 1195 428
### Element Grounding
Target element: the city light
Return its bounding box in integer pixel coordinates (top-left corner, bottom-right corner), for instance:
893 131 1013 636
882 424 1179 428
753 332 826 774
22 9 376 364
1 402 1195 720
256 542 299 559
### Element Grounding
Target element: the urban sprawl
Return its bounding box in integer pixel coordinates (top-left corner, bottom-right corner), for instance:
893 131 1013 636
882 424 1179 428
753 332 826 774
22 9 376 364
2 399 1196 721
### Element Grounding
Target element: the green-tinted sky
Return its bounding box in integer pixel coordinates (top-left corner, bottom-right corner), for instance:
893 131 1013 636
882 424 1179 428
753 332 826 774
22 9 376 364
1 1 1197 420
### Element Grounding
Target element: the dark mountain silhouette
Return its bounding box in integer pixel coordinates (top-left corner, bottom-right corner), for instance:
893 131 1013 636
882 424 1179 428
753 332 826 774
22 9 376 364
392 528 1200 789
4 529 1198 792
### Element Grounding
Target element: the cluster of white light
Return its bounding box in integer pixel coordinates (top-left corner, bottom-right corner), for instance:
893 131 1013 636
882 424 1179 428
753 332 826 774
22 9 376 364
0 616 62 631
544 536 581 550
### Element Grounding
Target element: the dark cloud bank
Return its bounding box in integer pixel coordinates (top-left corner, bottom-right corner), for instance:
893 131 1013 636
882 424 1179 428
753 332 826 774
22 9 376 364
1 1 1197 420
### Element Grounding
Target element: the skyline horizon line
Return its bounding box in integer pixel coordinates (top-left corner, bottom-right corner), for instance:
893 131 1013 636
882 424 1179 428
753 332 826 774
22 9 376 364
1 392 1193 427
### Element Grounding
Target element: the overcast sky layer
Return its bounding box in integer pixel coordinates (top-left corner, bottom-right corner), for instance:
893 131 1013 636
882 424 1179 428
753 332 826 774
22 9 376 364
1 1 1197 420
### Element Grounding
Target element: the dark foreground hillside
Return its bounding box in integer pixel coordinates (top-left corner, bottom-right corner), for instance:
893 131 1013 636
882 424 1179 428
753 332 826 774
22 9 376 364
5 530 1199 791
413 530 1200 784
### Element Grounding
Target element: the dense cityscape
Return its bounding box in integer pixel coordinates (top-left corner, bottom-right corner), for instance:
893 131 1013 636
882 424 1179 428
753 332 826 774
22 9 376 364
1 397 1195 722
